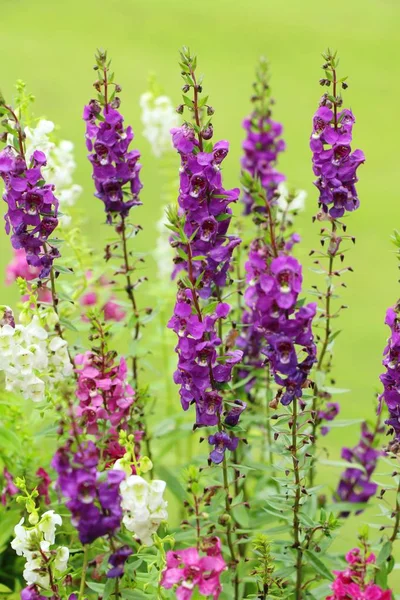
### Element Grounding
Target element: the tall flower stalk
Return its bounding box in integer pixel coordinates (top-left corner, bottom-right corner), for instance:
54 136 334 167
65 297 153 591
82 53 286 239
83 50 153 463
167 47 243 597
309 49 365 486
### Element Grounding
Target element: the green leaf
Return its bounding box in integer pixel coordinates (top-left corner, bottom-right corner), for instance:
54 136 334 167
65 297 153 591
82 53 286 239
59 317 79 332
304 549 334 581
377 540 392 566
156 465 186 502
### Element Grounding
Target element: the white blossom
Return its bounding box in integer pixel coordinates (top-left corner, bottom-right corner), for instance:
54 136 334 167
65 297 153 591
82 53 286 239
11 511 68 590
140 92 179 158
117 473 168 546
0 312 73 402
276 183 307 225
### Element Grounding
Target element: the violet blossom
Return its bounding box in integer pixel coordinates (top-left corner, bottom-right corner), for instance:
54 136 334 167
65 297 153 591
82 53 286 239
310 103 365 218
0 147 60 278
52 441 124 544
336 422 382 509
380 304 400 441
171 128 241 298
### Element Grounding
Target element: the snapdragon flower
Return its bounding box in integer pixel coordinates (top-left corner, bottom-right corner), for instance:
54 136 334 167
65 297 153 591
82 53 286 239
11 510 69 590
0 311 73 402
115 469 168 545
0 146 60 278
380 304 400 441
161 538 226 600
327 547 392 600
52 441 124 544
336 422 382 509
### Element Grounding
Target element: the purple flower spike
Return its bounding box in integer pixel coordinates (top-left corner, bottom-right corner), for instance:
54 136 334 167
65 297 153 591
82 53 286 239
310 96 364 217
0 146 60 278
208 432 239 464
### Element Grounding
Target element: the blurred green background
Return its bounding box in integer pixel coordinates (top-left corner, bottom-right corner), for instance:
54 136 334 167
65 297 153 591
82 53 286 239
1 0 400 580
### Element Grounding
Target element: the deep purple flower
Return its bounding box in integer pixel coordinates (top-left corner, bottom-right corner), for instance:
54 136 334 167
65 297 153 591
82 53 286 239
380 304 400 440
208 432 239 464
310 101 365 217
52 441 124 544
21 587 46 600
336 422 382 512
84 100 142 221
225 400 247 427
107 545 133 578
239 238 317 403
171 125 241 297
0 147 60 278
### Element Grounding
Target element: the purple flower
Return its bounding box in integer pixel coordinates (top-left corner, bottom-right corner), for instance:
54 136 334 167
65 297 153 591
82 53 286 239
21 587 46 600
107 545 133 578
225 400 247 427
0 146 60 278
171 125 241 297
168 293 243 425
336 422 382 512
310 100 365 217
241 91 285 214
52 442 124 544
239 238 317 403
83 99 142 221
380 304 400 440
208 432 239 464
318 402 340 436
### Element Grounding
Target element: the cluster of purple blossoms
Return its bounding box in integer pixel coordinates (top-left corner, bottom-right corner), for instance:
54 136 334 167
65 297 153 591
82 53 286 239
171 126 241 298
0 147 60 278
241 113 285 214
168 292 243 462
83 101 142 222
310 103 365 218
380 304 400 440
336 422 382 509
240 240 316 405
52 441 124 544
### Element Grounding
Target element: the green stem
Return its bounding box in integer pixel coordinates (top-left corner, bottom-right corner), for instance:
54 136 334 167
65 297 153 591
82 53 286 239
291 399 303 600
390 478 400 543
78 545 89 600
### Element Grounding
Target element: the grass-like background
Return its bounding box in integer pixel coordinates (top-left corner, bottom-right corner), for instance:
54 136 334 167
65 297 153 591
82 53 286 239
1 0 400 586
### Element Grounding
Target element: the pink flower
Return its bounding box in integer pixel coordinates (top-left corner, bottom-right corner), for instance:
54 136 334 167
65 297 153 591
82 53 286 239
103 299 126 322
161 538 226 599
36 467 51 505
1 468 19 505
6 248 40 284
327 546 392 599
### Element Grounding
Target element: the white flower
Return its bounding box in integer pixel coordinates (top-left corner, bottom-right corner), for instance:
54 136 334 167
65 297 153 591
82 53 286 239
37 510 62 545
0 311 73 402
119 475 168 546
276 183 307 225
140 91 179 158
11 511 67 590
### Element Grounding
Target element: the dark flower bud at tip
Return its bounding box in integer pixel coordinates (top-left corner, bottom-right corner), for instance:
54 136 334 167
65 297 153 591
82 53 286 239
176 104 184 114
207 106 215 116
182 84 190 93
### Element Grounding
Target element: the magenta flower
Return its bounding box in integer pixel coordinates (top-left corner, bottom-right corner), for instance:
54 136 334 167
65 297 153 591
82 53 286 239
161 540 226 599
1 467 19 505
327 547 392 600
75 351 134 434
